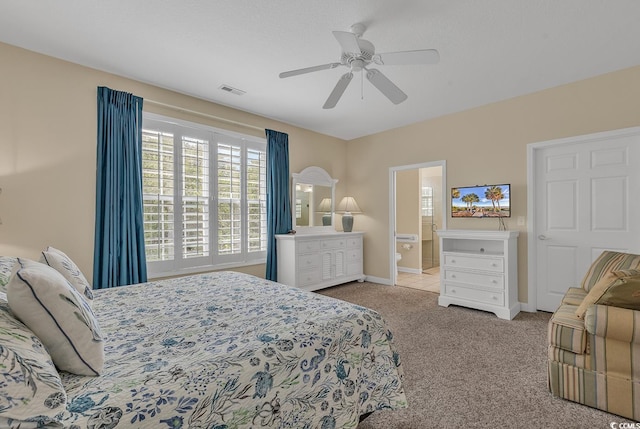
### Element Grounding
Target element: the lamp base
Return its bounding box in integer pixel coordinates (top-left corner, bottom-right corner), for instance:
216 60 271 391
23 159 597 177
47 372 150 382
322 213 331 226
342 213 354 232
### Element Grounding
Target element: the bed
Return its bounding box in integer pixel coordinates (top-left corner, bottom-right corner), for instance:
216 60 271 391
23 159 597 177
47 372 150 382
1 263 407 428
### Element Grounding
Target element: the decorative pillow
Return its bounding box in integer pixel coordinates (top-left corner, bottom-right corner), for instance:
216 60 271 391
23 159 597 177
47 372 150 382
595 273 640 311
40 246 93 303
580 251 640 292
576 269 640 318
0 256 17 293
7 258 104 376
0 300 67 427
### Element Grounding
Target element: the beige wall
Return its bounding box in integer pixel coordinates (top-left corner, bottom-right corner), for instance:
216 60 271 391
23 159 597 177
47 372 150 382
0 42 348 280
2 40 640 305
421 168 441 267
395 169 420 271
347 65 640 303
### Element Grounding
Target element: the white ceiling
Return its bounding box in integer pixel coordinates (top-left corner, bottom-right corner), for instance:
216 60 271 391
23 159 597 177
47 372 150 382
1 0 640 140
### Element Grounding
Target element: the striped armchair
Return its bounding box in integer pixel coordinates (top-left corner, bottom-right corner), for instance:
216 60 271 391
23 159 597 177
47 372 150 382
548 251 640 420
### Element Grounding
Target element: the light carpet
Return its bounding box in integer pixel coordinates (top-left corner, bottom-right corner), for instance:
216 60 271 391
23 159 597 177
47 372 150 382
318 281 627 429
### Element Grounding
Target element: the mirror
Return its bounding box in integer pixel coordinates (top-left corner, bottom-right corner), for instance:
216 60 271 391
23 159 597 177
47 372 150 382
292 167 338 231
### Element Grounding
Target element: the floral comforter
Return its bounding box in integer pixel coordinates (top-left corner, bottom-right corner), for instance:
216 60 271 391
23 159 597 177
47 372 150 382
58 271 407 428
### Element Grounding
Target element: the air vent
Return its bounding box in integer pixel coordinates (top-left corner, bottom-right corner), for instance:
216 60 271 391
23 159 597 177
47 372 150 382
218 84 246 96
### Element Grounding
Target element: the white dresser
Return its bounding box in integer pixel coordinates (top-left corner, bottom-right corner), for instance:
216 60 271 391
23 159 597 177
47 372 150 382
437 229 520 320
275 231 365 291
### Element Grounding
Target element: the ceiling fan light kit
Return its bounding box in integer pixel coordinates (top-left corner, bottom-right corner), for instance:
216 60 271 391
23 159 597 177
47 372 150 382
279 23 439 109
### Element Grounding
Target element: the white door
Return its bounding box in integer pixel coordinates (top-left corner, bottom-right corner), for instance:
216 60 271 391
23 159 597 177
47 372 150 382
534 128 640 312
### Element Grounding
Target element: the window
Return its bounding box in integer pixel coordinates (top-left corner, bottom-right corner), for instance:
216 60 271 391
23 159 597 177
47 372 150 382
142 114 267 276
421 186 433 217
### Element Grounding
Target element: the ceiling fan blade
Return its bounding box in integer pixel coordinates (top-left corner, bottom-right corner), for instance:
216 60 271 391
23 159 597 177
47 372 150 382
332 31 361 55
323 72 354 109
366 68 408 104
279 63 341 78
376 49 440 65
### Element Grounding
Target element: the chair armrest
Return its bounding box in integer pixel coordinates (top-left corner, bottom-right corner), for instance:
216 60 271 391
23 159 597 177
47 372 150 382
584 304 640 343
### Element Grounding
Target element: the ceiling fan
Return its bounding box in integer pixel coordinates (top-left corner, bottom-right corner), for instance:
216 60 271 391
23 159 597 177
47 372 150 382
279 23 439 109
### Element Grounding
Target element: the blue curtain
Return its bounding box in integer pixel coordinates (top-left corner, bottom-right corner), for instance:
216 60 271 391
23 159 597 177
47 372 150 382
265 129 292 281
93 86 147 288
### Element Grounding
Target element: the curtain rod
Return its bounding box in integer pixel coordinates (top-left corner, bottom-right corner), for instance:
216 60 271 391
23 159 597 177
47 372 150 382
145 98 265 133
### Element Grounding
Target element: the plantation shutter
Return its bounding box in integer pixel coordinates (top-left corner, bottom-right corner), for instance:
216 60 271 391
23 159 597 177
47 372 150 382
142 129 175 262
217 142 242 255
182 136 209 258
246 148 267 253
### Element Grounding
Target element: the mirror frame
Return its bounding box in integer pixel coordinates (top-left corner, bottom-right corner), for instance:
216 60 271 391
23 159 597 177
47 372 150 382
292 166 338 232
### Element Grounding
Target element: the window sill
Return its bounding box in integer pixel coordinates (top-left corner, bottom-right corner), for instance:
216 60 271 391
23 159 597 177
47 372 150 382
147 259 266 281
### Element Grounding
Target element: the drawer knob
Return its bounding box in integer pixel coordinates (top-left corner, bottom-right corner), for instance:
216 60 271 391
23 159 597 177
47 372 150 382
492 263 497 267
451 259 456 263
451 289 456 294
492 280 497 284
492 296 498 301
451 274 456 278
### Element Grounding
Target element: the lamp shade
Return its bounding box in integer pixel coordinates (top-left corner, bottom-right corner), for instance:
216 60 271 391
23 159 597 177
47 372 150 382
337 196 362 214
316 198 332 212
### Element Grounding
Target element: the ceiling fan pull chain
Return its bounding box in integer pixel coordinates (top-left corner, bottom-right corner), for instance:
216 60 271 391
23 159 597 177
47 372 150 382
361 69 364 100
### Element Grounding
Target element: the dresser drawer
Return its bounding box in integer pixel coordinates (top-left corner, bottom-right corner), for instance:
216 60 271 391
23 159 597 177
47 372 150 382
346 237 362 249
346 262 362 276
346 249 361 263
444 254 503 272
297 240 320 254
444 269 504 289
444 283 504 306
298 254 320 269
321 238 347 250
298 269 321 287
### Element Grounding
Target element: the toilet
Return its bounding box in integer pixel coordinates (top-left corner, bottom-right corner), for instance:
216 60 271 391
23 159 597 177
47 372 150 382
395 234 416 279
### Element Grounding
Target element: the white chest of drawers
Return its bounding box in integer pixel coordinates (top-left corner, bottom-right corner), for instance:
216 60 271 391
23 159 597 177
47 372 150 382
275 232 365 291
437 230 520 320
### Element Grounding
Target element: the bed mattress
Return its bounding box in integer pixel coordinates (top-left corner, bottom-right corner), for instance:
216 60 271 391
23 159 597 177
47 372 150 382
55 271 407 428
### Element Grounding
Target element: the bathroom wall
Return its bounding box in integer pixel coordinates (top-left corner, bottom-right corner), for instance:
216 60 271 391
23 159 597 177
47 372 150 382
420 167 442 269
395 169 420 271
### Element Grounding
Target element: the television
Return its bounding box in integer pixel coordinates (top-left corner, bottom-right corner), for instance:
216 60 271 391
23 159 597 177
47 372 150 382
451 184 511 218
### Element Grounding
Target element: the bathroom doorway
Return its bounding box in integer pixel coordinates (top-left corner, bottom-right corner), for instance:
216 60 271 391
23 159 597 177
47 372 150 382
389 161 446 288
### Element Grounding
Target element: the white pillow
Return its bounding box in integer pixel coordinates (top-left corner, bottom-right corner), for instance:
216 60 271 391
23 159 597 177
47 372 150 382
7 258 104 376
40 246 93 303
0 300 67 427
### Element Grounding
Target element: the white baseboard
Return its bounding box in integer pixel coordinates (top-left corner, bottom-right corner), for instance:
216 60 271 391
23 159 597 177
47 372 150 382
519 302 538 313
398 267 422 275
364 275 393 286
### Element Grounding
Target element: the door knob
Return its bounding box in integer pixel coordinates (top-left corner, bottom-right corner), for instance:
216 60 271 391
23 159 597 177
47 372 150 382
538 235 548 240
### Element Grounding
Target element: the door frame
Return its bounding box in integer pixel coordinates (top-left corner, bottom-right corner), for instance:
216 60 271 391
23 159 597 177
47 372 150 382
389 160 447 286
526 126 640 312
